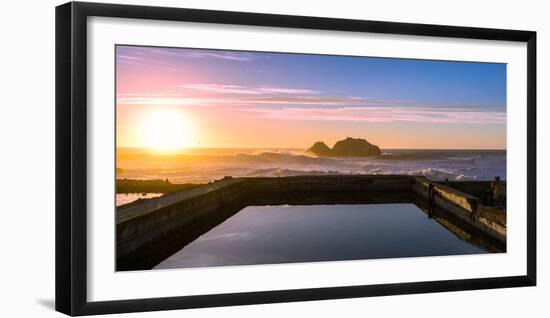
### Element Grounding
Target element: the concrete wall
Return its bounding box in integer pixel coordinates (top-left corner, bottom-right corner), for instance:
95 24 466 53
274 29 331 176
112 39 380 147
117 175 506 270
243 175 413 192
116 178 247 270
446 179 507 207
412 177 506 245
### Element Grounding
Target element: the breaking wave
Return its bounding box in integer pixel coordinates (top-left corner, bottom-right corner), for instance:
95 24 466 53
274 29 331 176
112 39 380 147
117 149 506 184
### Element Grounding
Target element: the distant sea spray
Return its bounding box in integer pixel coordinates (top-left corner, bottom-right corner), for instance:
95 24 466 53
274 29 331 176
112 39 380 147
116 148 506 184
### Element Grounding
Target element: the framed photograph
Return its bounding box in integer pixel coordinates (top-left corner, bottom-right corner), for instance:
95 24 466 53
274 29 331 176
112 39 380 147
55 1 536 316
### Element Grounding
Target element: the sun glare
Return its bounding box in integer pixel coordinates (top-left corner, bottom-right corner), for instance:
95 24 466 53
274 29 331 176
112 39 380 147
138 109 195 153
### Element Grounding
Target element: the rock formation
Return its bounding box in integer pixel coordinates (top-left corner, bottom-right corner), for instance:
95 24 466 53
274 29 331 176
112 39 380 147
307 141 333 156
307 137 381 157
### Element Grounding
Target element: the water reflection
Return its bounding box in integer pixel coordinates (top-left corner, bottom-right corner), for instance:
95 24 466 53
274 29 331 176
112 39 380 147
155 203 487 269
116 193 163 207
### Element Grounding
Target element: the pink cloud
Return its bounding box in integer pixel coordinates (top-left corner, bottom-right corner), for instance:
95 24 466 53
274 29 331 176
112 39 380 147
117 95 208 106
241 106 506 124
258 87 321 94
116 90 505 125
183 51 254 61
117 48 256 62
177 84 320 95
238 96 356 105
117 93 359 107
177 84 260 95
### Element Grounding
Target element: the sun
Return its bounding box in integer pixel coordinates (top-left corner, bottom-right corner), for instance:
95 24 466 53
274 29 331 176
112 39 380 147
138 109 195 153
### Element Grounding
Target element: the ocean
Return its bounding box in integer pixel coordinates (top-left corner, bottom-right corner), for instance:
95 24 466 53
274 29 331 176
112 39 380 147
116 148 506 184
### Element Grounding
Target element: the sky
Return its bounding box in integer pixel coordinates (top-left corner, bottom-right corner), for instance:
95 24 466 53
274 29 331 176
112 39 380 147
116 45 506 150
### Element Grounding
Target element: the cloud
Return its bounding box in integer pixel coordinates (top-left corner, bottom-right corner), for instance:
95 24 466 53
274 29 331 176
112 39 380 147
177 84 321 95
117 55 143 61
116 52 180 71
117 47 258 63
177 84 260 95
240 106 506 124
237 96 359 105
117 91 505 124
258 87 321 94
117 86 505 125
117 95 208 106
182 51 254 61
116 90 361 108
116 93 339 106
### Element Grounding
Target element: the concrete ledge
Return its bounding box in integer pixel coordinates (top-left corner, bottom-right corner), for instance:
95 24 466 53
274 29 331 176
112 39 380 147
412 177 506 244
116 175 506 271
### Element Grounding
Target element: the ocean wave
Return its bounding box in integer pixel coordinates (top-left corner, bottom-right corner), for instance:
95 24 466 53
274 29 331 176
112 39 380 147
376 153 446 161
237 166 494 181
118 149 506 183
244 168 343 177
374 151 503 162
234 152 330 164
406 168 468 181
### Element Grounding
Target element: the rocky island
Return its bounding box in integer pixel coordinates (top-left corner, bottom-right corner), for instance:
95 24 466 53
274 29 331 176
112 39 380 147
307 137 381 157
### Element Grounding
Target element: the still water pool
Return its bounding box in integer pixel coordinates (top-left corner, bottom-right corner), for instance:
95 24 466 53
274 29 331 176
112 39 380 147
155 203 487 269
116 193 163 207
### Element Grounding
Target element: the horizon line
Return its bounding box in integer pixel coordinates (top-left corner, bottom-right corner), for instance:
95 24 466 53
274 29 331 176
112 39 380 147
116 146 506 151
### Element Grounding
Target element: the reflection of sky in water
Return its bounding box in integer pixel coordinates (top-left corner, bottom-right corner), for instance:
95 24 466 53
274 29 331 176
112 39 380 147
116 193 163 207
155 204 486 269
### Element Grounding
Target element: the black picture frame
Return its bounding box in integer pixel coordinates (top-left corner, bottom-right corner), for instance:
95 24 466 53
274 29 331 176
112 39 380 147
55 1 537 316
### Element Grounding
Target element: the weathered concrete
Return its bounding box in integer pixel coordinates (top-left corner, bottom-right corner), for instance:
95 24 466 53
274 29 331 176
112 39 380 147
445 178 507 207
117 178 246 270
412 177 506 245
116 175 506 271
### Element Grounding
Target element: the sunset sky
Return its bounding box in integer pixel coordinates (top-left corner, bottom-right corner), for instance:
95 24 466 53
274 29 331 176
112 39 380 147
116 45 506 150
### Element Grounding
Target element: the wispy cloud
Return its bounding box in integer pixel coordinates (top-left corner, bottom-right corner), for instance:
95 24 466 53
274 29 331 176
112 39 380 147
257 87 321 94
177 84 260 95
116 96 207 106
117 89 504 124
177 84 321 95
143 48 257 61
240 106 506 124
182 51 255 61
237 96 359 105
116 92 355 107
117 55 143 61
117 47 258 63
